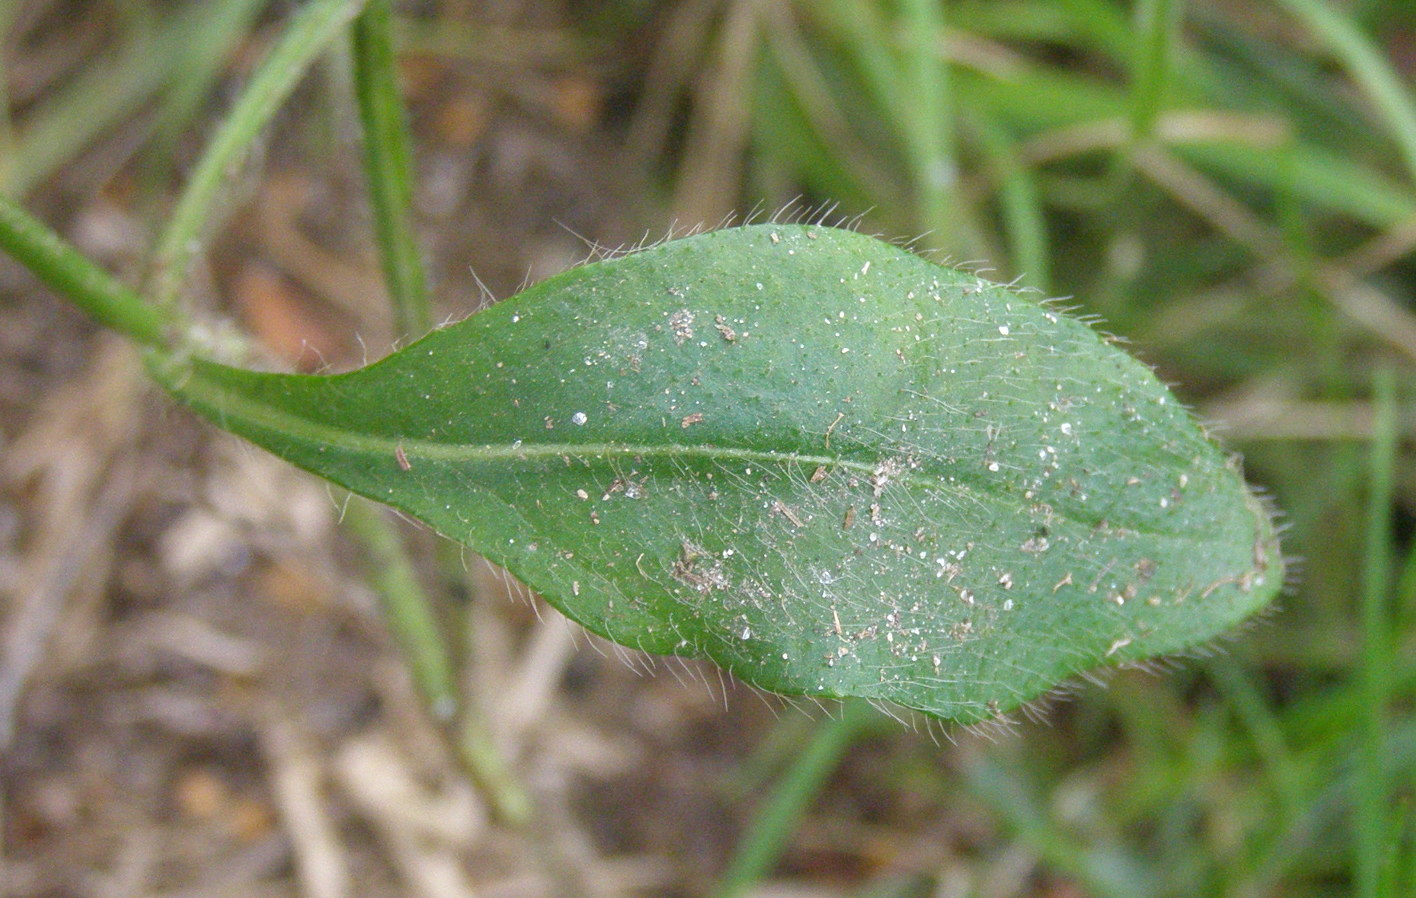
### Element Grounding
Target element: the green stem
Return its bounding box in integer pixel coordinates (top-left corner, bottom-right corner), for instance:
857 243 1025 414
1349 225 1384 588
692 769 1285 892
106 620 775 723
0 195 167 347
1129 0 1180 144
148 0 370 308
1356 365 1398 898
339 497 458 719
710 700 879 898
351 1 532 826
337 498 534 825
351 0 431 339
140 0 271 201
456 697 534 828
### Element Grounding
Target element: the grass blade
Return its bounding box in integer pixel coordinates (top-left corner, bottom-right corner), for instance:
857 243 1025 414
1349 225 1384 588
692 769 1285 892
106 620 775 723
142 0 271 194
970 113 1051 291
1276 0 1416 189
0 195 166 347
1357 365 1398 897
1210 657 1303 815
5 9 173 199
710 701 878 898
339 497 457 718
963 752 1157 898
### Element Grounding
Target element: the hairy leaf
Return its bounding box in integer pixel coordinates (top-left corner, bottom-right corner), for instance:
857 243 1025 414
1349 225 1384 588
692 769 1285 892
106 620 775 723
156 225 1281 722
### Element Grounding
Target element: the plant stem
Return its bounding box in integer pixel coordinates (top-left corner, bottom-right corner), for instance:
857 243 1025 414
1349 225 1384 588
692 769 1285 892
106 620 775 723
0 196 167 347
339 497 458 718
351 0 431 339
1357 365 1398 898
456 701 533 828
148 0 370 309
140 0 271 200
349 1 533 824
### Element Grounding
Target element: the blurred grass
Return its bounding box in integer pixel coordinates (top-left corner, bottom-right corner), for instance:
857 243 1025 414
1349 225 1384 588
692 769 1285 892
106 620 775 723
146 0 368 309
3 0 1413 896
351 0 429 338
1358 367 1399 897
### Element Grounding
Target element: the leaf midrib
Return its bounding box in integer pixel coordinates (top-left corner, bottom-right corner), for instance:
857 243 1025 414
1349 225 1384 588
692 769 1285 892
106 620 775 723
167 360 1221 542
174 357 890 472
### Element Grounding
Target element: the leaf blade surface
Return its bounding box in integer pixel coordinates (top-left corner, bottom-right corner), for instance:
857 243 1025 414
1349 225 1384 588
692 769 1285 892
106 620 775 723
159 224 1281 722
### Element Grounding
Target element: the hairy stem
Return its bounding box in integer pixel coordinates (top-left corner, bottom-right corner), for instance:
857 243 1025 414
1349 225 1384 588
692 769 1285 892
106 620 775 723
351 0 431 339
0 196 167 347
148 0 370 308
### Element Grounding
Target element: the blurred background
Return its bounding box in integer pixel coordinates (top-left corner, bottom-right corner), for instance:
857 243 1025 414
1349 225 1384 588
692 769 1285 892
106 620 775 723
2 1 1415 895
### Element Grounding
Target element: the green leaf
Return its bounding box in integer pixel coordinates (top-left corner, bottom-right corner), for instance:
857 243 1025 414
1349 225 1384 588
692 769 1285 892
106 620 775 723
154 224 1281 723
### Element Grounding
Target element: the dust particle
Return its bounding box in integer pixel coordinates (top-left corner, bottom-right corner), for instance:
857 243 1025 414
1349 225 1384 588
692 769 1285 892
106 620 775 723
714 315 738 342
772 499 805 528
669 309 695 344
672 541 729 593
